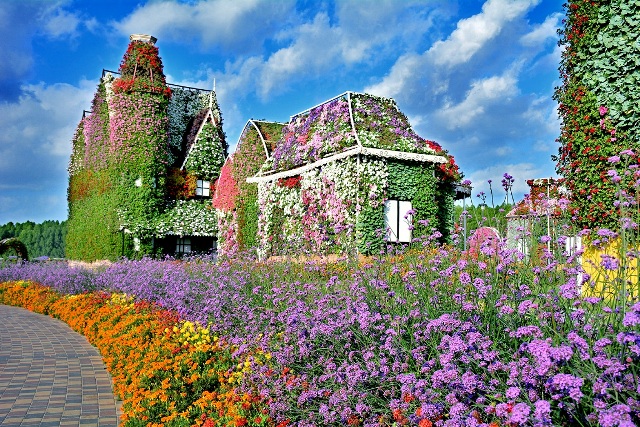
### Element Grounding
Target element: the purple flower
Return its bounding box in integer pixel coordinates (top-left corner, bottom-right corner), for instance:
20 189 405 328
608 156 620 163
506 386 520 399
598 404 633 427
547 373 584 401
534 400 551 423
539 235 551 244
509 402 531 425
623 304 640 327
600 255 619 271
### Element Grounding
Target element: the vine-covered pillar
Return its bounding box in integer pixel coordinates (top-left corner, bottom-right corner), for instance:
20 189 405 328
108 34 171 256
554 0 640 229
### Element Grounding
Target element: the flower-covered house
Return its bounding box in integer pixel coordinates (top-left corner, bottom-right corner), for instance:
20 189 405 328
505 178 580 256
215 92 463 258
67 35 227 261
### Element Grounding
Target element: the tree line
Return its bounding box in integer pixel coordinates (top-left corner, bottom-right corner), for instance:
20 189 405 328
0 220 66 259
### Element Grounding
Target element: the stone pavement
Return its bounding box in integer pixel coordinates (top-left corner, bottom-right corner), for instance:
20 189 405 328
0 304 120 426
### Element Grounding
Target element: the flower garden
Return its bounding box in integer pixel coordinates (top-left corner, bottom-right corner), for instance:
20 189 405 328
2 165 640 426
4 1 639 425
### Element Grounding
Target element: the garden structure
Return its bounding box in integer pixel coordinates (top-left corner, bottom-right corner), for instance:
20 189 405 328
68 35 464 261
67 34 227 261
505 178 577 256
214 91 464 258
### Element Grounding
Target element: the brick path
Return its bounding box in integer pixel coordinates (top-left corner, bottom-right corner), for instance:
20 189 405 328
0 304 120 426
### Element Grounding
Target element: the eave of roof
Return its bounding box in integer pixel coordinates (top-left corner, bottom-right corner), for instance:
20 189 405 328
246 145 447 183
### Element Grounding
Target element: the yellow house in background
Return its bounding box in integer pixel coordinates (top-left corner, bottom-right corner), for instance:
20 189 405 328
581 236 639 302
505 178 638 302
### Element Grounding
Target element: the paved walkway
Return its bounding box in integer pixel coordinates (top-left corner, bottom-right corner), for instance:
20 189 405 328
0 304 120 426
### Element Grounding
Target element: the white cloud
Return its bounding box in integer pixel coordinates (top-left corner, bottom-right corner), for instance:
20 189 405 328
113 0 294 51
495 146 513 156
428 0 540 67
437 68 520 130
365 53 423 99
0 80 94 177
523 95 560 135
534 140 553 152
520 12 562 46
40 6 81 39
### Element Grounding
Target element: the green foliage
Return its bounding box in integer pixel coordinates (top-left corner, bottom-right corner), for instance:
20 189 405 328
67 39 225 261
554 0 640 229
66 191 128 260
154 200 217 237
67 43 171 260
237 187 259 250
184 121 226 181
0 222 65 260
387 161 440 239
454 203 512 236
356 204 385 255
232 122 278 251
435 183 456 242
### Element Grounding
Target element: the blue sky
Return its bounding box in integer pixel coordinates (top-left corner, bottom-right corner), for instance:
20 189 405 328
0 0 564 224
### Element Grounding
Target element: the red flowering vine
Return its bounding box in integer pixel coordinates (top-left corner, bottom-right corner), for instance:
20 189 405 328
113 40 171 98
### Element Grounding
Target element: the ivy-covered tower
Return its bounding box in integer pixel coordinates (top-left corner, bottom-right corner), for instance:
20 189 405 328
554 0 640 229
67 35 225 261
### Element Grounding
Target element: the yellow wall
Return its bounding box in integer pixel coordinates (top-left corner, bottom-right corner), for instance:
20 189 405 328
581 237 639 302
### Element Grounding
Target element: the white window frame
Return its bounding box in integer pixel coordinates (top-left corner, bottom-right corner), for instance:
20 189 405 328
384 200 413 243
196 179 210 197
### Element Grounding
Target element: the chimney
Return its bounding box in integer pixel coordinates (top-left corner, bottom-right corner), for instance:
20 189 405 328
129 34 157 44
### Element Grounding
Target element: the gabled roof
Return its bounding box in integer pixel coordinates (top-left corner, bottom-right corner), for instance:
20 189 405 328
180 91 223 170
241 119 286 159
248 91 448 183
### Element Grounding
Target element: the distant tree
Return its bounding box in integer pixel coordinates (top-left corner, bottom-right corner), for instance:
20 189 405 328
0 220 66 258
455 203 512 238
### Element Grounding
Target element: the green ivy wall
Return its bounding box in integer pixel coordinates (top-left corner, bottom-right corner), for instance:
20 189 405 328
554 0 640 229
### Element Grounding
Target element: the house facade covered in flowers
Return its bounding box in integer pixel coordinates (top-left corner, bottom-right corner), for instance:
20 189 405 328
67 35 227 260
505 178 581 257
214 92 463 258
68 35 464 261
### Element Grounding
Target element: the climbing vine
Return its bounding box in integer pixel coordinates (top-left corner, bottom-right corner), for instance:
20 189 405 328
67 38 223 260
554 0 640 229
184 121 226 181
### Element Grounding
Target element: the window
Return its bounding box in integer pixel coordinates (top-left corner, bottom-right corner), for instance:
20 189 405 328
196 180 210 197
384 200 413 243
176 237 191 254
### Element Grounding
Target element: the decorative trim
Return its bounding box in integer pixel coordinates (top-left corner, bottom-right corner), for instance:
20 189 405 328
247 146 447 183
346 91 362 149
290 91 351 120
359 147 446 163
249 120 272 159
248 147 361 183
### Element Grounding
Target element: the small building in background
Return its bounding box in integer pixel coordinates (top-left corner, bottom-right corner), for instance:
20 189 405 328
505 178 581 256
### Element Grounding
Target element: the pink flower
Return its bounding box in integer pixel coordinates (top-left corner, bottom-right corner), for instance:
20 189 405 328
599 106 608 116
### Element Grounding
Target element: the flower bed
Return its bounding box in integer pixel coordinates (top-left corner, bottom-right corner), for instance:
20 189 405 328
0 281 267 427
1 229 639 426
